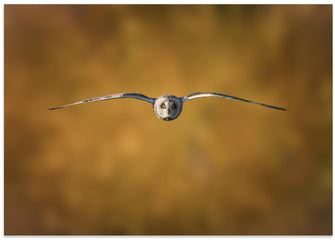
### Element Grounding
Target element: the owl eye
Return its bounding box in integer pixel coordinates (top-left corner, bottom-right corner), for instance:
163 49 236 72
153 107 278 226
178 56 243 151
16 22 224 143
161 103 166 109
171 104 176 109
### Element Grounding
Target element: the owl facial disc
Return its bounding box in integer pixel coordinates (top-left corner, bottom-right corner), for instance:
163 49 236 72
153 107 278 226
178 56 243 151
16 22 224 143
153 95 183 121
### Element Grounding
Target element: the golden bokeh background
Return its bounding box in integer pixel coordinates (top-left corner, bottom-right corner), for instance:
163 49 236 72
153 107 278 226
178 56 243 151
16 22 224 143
4 5 332 235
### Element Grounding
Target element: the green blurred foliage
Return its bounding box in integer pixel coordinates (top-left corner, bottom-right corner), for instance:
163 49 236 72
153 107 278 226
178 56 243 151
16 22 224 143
4 5 332 235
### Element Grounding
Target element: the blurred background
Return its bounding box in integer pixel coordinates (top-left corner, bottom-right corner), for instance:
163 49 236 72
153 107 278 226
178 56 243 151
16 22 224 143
4 5 332 235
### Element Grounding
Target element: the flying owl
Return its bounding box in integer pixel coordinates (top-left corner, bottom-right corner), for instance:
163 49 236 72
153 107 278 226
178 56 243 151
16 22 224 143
49 92 286 121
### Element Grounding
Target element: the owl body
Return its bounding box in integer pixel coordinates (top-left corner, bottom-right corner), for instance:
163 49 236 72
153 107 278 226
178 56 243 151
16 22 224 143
49 92 286 121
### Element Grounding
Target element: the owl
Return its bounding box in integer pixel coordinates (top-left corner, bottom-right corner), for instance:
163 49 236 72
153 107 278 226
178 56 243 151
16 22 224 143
49 92 286 121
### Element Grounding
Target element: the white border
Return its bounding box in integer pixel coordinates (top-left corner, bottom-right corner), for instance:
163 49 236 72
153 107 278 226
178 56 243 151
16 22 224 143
2 1 335 4
1 3 333 240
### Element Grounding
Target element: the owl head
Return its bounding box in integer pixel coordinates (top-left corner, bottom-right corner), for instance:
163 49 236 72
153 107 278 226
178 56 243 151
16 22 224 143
153 95 183 121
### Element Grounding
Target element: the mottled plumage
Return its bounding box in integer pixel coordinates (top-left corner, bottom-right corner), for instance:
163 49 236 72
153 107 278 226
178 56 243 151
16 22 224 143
50 92 286 121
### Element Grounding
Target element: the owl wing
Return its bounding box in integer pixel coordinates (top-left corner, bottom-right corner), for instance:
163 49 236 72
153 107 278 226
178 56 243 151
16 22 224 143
49 93 155 110
182 92 287 111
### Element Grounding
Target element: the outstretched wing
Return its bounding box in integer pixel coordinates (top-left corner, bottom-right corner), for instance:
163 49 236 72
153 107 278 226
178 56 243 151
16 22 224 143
49 93 155 110
182 92 287 111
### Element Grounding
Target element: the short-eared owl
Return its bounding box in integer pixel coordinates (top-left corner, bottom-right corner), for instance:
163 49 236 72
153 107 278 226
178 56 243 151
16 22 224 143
49 92 286 121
